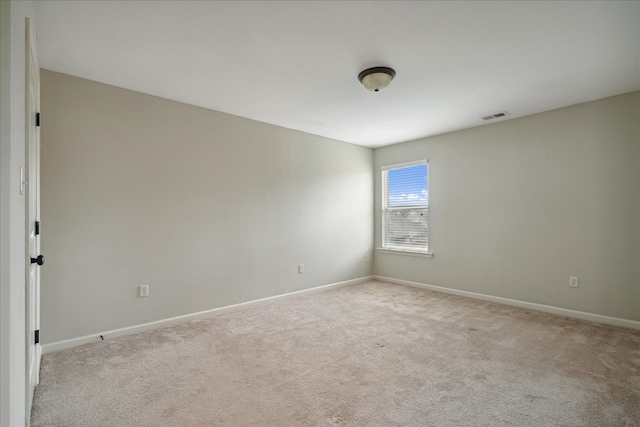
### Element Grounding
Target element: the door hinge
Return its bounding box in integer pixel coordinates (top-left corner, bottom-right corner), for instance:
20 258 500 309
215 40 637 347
34 330 40 345
36 112 40 127
35 221 40 235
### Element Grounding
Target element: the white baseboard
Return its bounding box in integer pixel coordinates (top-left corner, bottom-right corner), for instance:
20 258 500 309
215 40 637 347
42 276 374 354
43 274 639 354
375 275 640 331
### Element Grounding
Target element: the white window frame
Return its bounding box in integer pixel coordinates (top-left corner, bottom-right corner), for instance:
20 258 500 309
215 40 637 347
379 160 432 257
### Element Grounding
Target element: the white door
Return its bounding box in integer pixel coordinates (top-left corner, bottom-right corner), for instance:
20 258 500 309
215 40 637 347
25 16 42 418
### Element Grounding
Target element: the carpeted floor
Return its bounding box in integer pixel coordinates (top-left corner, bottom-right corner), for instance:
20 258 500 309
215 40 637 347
31 280 640 426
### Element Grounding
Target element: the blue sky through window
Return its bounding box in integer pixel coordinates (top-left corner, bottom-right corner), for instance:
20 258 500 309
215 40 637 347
388 164 428 207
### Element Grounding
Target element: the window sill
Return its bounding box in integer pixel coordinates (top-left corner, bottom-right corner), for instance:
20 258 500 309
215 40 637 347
376 248 433 258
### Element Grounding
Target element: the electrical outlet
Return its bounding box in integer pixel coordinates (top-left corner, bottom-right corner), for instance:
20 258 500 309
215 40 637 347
139 284 149 297
569 277 579 288
365 254 370 263
298 264 304 274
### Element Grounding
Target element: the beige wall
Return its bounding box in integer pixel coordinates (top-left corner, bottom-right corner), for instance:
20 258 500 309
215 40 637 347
374 91 640 321
40 70 374 344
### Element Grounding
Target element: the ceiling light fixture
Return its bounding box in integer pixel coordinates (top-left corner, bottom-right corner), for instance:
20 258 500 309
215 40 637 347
358 67 396 92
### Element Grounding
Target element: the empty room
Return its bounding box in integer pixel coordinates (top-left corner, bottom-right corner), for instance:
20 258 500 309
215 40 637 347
1 1 639 426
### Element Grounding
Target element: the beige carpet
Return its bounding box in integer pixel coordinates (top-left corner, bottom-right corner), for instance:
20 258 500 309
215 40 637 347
31 280 640 426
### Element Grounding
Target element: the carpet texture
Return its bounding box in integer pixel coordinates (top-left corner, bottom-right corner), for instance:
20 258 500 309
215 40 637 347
31 281 640 426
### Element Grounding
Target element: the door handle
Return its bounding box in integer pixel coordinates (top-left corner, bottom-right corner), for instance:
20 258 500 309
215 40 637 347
30 255 45 266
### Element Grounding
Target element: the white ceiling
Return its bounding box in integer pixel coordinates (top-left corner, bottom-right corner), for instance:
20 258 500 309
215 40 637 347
34 1 640 148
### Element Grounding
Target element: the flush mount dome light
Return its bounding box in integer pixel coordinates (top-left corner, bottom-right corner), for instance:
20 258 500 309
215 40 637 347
358 67 396 92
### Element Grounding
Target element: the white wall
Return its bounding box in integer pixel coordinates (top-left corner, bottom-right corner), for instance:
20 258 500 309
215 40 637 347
374 92 640 321
0 1 35 426
40 70 374 344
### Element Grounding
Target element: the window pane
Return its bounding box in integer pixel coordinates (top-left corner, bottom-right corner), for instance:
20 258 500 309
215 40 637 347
387 164 428 207
384 207 428 250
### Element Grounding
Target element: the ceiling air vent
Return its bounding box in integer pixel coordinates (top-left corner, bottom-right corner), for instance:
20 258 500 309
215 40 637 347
481 111 510 121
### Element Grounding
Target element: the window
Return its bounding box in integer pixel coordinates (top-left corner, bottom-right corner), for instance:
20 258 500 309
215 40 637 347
381 161 429 254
